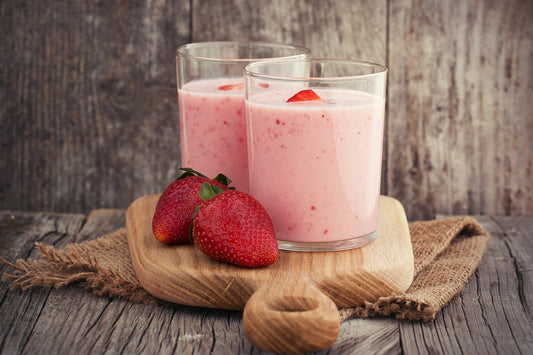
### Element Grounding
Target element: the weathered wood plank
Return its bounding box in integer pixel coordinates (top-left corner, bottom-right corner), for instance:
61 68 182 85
0 0 390 215
0 210 245 355
0 212 86 355
2 211 533 354
2 0 531 221
191 0 387 61
17 209 127 354
387 0 533 220
399 215 533 354
2 209 401 354
335 318 400 354
490 216 533 321
0 0 190 214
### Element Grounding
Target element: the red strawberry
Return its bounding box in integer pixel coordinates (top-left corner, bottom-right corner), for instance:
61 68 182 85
192 183 278 268
152 168 232 244
286 89 323 103
218 83 244 91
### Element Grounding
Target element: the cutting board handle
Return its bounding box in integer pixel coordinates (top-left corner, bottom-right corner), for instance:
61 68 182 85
243 278 340 354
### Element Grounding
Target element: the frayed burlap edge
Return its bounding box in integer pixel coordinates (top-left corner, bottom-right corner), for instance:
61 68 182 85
340 216 490 322
1 217 489 322
1 229 158 305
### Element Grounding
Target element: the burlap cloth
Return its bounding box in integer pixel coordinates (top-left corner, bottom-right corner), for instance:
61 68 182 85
1 216 489 322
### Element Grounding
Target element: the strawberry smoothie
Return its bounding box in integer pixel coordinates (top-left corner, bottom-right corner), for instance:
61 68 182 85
246 88 385 244
178 78 249 191
177 42 310 193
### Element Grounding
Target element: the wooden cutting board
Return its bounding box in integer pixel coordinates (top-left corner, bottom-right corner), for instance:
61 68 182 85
126 194 414 354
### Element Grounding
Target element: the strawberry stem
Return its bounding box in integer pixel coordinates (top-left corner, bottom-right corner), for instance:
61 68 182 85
199 182 225 201
178 167 233 188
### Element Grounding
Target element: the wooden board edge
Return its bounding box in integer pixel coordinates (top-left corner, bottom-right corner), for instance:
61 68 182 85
125 194 255 310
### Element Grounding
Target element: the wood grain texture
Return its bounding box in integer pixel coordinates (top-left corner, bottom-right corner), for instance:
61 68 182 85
1 1 532 219
243 278 340 354
191 0 387 61
0 0 189 213
398 215 533 354
1 210 532 354
387 0 533 219
126 194 414 310
126 193 413 353
0 208 400 355
0 212 86 354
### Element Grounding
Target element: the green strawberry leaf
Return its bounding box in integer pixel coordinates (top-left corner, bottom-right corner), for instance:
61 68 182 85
177 167 208 180
213 173 232 187
189 183 226 243
199 182 225 201
178 168 234 189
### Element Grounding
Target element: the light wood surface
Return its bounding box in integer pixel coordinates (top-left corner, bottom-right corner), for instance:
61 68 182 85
126 193 414 353
1 0 531 222
1 209 532 354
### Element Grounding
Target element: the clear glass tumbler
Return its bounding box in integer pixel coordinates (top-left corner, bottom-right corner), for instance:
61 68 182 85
245 59 388 251
176 42 310 192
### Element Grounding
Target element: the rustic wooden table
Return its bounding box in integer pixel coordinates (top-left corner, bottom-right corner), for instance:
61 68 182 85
0 209 531 354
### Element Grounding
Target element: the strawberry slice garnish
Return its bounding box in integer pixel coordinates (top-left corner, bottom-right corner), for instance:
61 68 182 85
286 89 323 103
218 83 244 91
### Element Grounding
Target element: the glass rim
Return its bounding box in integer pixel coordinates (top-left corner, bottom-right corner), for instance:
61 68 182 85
176 41 311 63
244 58 388 82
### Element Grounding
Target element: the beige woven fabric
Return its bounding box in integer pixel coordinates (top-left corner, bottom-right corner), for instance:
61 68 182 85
1 216 489 322
339 216 489 321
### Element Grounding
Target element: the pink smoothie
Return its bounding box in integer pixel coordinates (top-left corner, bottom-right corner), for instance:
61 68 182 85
178 78 249 192
246 89 385 243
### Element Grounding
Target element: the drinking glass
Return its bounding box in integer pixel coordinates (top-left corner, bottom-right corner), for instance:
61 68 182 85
177 42 310 192
245 59 387 251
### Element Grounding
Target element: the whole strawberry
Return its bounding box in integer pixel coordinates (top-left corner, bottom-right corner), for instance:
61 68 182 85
192 183 278 268
152 168 232 244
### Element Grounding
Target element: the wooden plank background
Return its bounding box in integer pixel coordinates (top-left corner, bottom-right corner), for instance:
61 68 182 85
1 0 532 221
